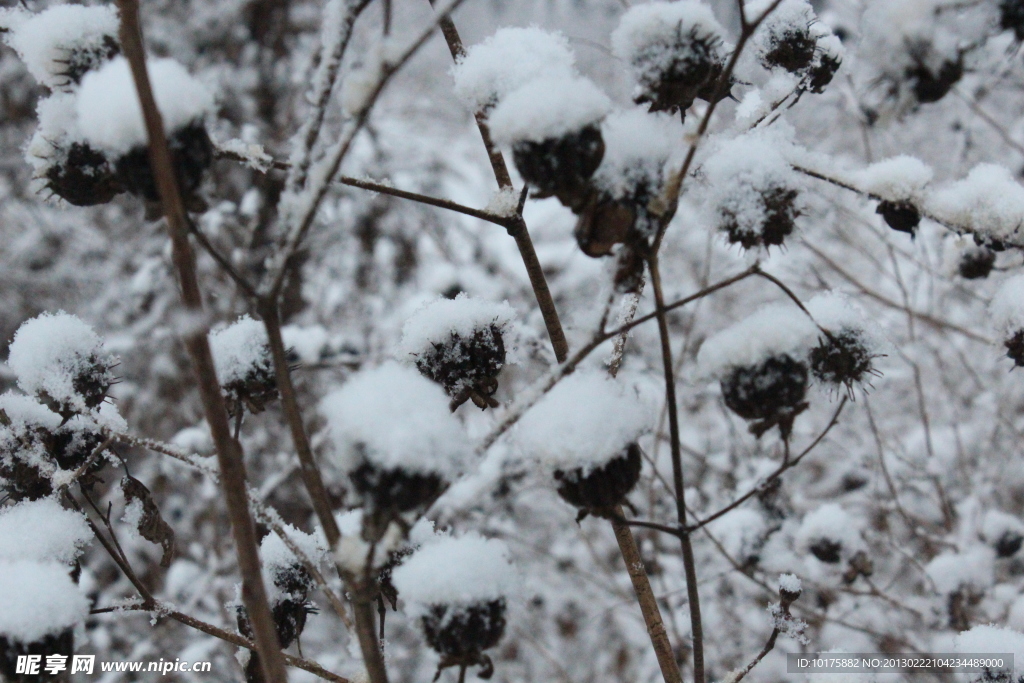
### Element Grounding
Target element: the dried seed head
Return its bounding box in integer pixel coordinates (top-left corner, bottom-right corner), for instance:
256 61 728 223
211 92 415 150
876 199 920 236
805 50 842 94
906 54 963 105
349 460 445 541
554 443 642 518
209 316 279 418
422 599 507 659
808 537 843 564
57 35 120 87
809 328 879 394
41 141 122 207
958 247 996 280
996 531 1024 558
511 125 605 211
842 550 874 584
1001 0 1024 41
115 121 213 204
763 25 818 73
721 354 808 426
1005 329 1024 367
721 186 799 250
415 325 507 412
0 629 75 683
632 28 726 115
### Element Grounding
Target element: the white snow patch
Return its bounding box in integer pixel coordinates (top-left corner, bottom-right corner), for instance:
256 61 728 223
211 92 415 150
398 294 516 359
208 315 272 387
990 274 1024 333
696 303 818 379
928 164 1024 243
778 572 802 594
593 108 680 200
925 547 995 594
0 560 89 642
0 392 62 432
488 75 611 145
77 56 214 155
953 624 1024 672
260 525 327 604
850 156 933 203
282 324 330 364
795 503 863 559
332 509 403 574
0 498 92 565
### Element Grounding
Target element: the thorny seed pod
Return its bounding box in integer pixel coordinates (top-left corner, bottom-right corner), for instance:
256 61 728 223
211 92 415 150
809 328 879 395
1005 330 1024 367
958 247 996 280
721 186 800 250
40 141 123 207
808 538 843 564
511 126 605 212
0 394 74 502
752 0 843 94
423 599 507 663
996 530 1024 558
763 25 818 74
876 199 920 236
236 599 318 683
115 121 214 211
805 51 842 94
55 35 120 87
721 354 809 438
554 443 643 520
1001 0 1024 41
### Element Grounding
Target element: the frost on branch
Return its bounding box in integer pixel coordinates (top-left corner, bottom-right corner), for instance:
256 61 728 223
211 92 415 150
990 274 1024 367
749 0 843 94
490 75 611 212
0 497 92 567
399 294 516 411
451 27 575 111
319 363 469 541
0 560 89 682
697 303 817 437
391 533 518 679
8 312 117 416
76 56 215 211
516 372 649 519
700 129 803 251
209 316 279 417
1 4 119 91
611 0 728 117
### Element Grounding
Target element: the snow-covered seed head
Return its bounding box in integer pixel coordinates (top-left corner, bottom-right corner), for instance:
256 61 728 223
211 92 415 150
797 504 861 565
876 199 921 236
0 560 89 681
114 121 214 206
510 125 605 210
611 1 728 116
958 246 996 280
553 442 643 518
763 25 817 73
751 0 843 93
1001 0 1024 41
996 531 1023 558
574 196 636 258
721 186 799 250
319 363 470 539
1005 330 1024 367
721 355 809 437
905 50 963 105
2 5 120 91
0 396 62 501
391 534 517 678
842 550 875 585
41 141 122 207
209 316 279 418
8 312 118 416
400 296 516 412
805 50 842 94
809 328 879 395
777 573 803 606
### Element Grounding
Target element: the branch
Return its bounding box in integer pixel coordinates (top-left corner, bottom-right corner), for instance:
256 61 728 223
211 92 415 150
114 3 287 681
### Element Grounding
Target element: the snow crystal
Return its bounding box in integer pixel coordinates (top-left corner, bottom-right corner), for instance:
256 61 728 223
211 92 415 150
928 164 1024 243
925 547 995 594
795 503 863 559
850 156 933 203
0 498 92 566
452 27 576 110
488 75 611 145
77 56 215 155
696 303 818 379
953 625 1024 670
208 315 271 387
4 4 119 90
318 362 470 478
7 311 114 412
611 1 724 67
778 572 802 594
592 109 680 200
0 560 89 642
398 294 516 359
514 371 650 473
391 532 518 610
990 274 1024 333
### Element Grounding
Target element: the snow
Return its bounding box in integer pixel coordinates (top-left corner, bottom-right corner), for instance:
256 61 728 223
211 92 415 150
700 129 802 244
77 56 215 155
260 524 327 603
953 625 1024 669
795 503 863 558
0 392 62 432
981 509 1024 544
25 92 88 177
452 27 576 110
990 274 1024 333
778 572 802 594
216 138 273 173
282 324 330 364
0 560 90 642
484 187 520 217
208 315 272 387
928 164 1024 243
805 291 892 356
514 371 650 473
398 294 516 359
849 156 933 203
711 508 767 563
925 547 995 594
488 75 612 145
0 498 92 565
592 109 680 200
696 303 818 379
611 1 725 68
390 532 518 609
332 509 403 574
318 362 470 477
3 4 119 90
7 311 114 412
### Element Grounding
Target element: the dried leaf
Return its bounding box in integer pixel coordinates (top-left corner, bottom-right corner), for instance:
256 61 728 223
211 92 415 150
121 474 175 567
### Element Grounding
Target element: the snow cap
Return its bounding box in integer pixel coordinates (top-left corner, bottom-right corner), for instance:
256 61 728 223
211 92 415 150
398 295 516 359
0 560 89 642
209 315 272 387
488 75 611 145
0 498 92 566
696 303 818 379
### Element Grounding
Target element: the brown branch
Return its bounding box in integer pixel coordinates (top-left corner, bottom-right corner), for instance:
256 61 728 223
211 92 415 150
114 3 287 681
185 215 258 298
425 1 569 362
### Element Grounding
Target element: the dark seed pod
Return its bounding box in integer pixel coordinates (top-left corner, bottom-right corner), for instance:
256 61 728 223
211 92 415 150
805 51 842 94
57 35 120 87
554 443 642 517
349 460 444 541
722 186 799 250
574 195 635 258
236 599 317 683
115 121 213 206
415 325 506 411
1005 329 1024 367
1001 0 1024 41
0 454 54 503
842 550 874 584
422 599 507 660
809 329 877 394
876 200 920 236
974 232 1009 252
42 142 123 207
997 531 1024 558
906 55 963 105
722 354 809 438
808 537 843 563
763 26 818 73
958 247 996 280
0 629 74 683
511 125 605 212
223 364 279 419
632 28 727 115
